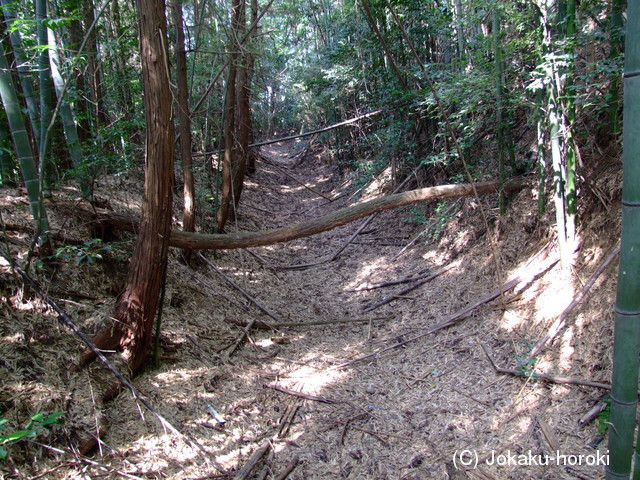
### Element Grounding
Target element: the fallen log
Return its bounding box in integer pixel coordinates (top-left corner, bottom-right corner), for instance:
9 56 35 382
56 179 527 251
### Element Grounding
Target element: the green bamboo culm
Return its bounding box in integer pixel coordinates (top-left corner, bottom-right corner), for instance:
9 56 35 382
47 27 92 199
36 0 54 196
606 0 640 478
0 117 16 184
0 42 51 245
1 0 40 149
564 0 577 248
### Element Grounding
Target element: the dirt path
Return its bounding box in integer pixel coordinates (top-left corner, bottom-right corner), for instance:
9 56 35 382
0 140 616 479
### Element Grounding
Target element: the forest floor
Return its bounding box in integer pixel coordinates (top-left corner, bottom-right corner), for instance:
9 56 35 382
0 139 622 480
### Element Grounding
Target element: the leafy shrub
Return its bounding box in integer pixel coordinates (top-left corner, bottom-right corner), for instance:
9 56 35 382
0 411 65 460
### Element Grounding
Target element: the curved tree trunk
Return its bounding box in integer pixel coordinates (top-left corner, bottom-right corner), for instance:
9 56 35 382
69 179 526 252
87 0 174 374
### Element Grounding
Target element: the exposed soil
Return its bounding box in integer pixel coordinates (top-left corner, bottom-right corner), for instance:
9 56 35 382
0 140 621 479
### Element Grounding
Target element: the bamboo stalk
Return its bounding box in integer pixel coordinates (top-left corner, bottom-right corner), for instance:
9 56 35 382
607 2 640 475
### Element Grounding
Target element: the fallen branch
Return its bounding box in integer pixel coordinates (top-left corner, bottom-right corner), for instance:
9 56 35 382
348 269 434 292
282 165 432 269
480 342 610 391
62 180 526 251
224 316 393 330
274 454 300 480
336 244 563 368
360 267 449 313
579 397 610 426
527 241 620 360
233 440 271 480
193 110 383 156
173 179 525 250
186 334 219 365
197 253 280 326
264 383 338 404
247 110 383 148
225 318 256 359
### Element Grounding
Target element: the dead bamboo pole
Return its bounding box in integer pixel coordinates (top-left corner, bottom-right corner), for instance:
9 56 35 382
197 253 281 326
360 268 449 313
336 247 563 369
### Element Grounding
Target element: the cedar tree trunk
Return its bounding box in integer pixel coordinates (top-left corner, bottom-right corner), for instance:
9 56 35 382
88 0 174 373
233 0 249 206
216 0 239 232
171 0 196 263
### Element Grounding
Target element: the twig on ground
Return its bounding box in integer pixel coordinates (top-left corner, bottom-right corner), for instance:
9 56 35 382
451 387 493 408
224 316 393 329
579 397 610 426
347 269 434 291
336 245 563 368
277 401 301 438
264 383 338 404
274 455 300 480
225 319 256 359
186 334 219 365
233 440 271 480
361 267 449 313
256 449 275 480
350 427 390 446
480 342 610 390
198 253 281 326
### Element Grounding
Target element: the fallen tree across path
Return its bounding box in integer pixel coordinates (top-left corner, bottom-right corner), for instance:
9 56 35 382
58 179 527 251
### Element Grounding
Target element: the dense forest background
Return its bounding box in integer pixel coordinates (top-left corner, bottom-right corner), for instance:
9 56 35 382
0 0 637 478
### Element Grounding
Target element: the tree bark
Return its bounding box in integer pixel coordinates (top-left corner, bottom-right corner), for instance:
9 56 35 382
233 0 250 203
216 0 241 232
87 0 174 374
171 0 196 263
84 1 109 128
245 0 258 175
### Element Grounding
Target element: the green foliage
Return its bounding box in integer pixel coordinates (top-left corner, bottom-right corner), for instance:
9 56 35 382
0 411 65 460
50 239 128 265
515 340 537 377
597 399 612 436
403 201 460 243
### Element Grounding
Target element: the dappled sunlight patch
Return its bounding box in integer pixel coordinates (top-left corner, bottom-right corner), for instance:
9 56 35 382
530 268 575 328
278 363 348 396
360 165 393 200
558 327 576 370
152 366 209 388
346 256 397 291
123 433 197 469
500 308 525 331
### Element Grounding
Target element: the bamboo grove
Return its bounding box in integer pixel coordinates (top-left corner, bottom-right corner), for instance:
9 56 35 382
0 0 636 474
